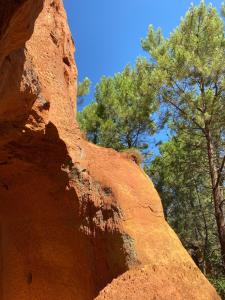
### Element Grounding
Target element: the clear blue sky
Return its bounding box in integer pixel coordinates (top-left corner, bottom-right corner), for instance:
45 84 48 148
64 0 222 110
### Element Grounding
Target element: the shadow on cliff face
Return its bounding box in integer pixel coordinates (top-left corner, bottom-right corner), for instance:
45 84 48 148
0 0 44 65
0 122 137 299
0 0 44 138
0 48 41 129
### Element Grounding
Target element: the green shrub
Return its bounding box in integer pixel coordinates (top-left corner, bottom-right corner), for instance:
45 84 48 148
209 276 225 299
121 148 143 166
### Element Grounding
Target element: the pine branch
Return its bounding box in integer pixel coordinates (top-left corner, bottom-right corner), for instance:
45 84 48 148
163 95 205 133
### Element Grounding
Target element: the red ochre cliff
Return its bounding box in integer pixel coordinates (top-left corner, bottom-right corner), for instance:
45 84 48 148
0 1 221 299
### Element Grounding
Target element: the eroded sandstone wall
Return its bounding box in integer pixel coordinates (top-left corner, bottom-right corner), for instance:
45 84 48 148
0 1 221 299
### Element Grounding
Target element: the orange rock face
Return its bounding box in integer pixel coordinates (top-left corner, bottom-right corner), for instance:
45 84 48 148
0 1 221 299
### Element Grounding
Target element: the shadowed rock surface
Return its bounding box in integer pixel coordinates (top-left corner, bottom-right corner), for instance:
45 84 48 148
0 0 221 299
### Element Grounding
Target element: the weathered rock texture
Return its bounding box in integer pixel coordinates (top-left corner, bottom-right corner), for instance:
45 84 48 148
0 1 221 299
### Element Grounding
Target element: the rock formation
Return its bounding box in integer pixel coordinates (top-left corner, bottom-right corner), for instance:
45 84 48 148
0 0 221 299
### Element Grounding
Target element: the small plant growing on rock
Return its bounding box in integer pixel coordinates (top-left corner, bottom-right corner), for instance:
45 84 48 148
121 148 143 166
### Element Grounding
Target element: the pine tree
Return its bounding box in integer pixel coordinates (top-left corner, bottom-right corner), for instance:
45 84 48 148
78 60 158 152
77 77 91 103
142 1 225 267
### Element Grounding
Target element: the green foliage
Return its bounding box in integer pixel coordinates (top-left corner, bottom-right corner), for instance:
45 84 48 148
142 1 225 137
222 1 225 17
147 131 220 270
77 101 100 143
209 276 225 299
121 148 143 165
77 77 91 100
78 60 158 151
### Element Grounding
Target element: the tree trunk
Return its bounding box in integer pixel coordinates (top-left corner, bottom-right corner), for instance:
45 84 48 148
205 128 225 268
195 183 209 275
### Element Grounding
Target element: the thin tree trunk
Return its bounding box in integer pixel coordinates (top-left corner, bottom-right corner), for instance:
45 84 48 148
205 127 225 268
195 182 208 275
